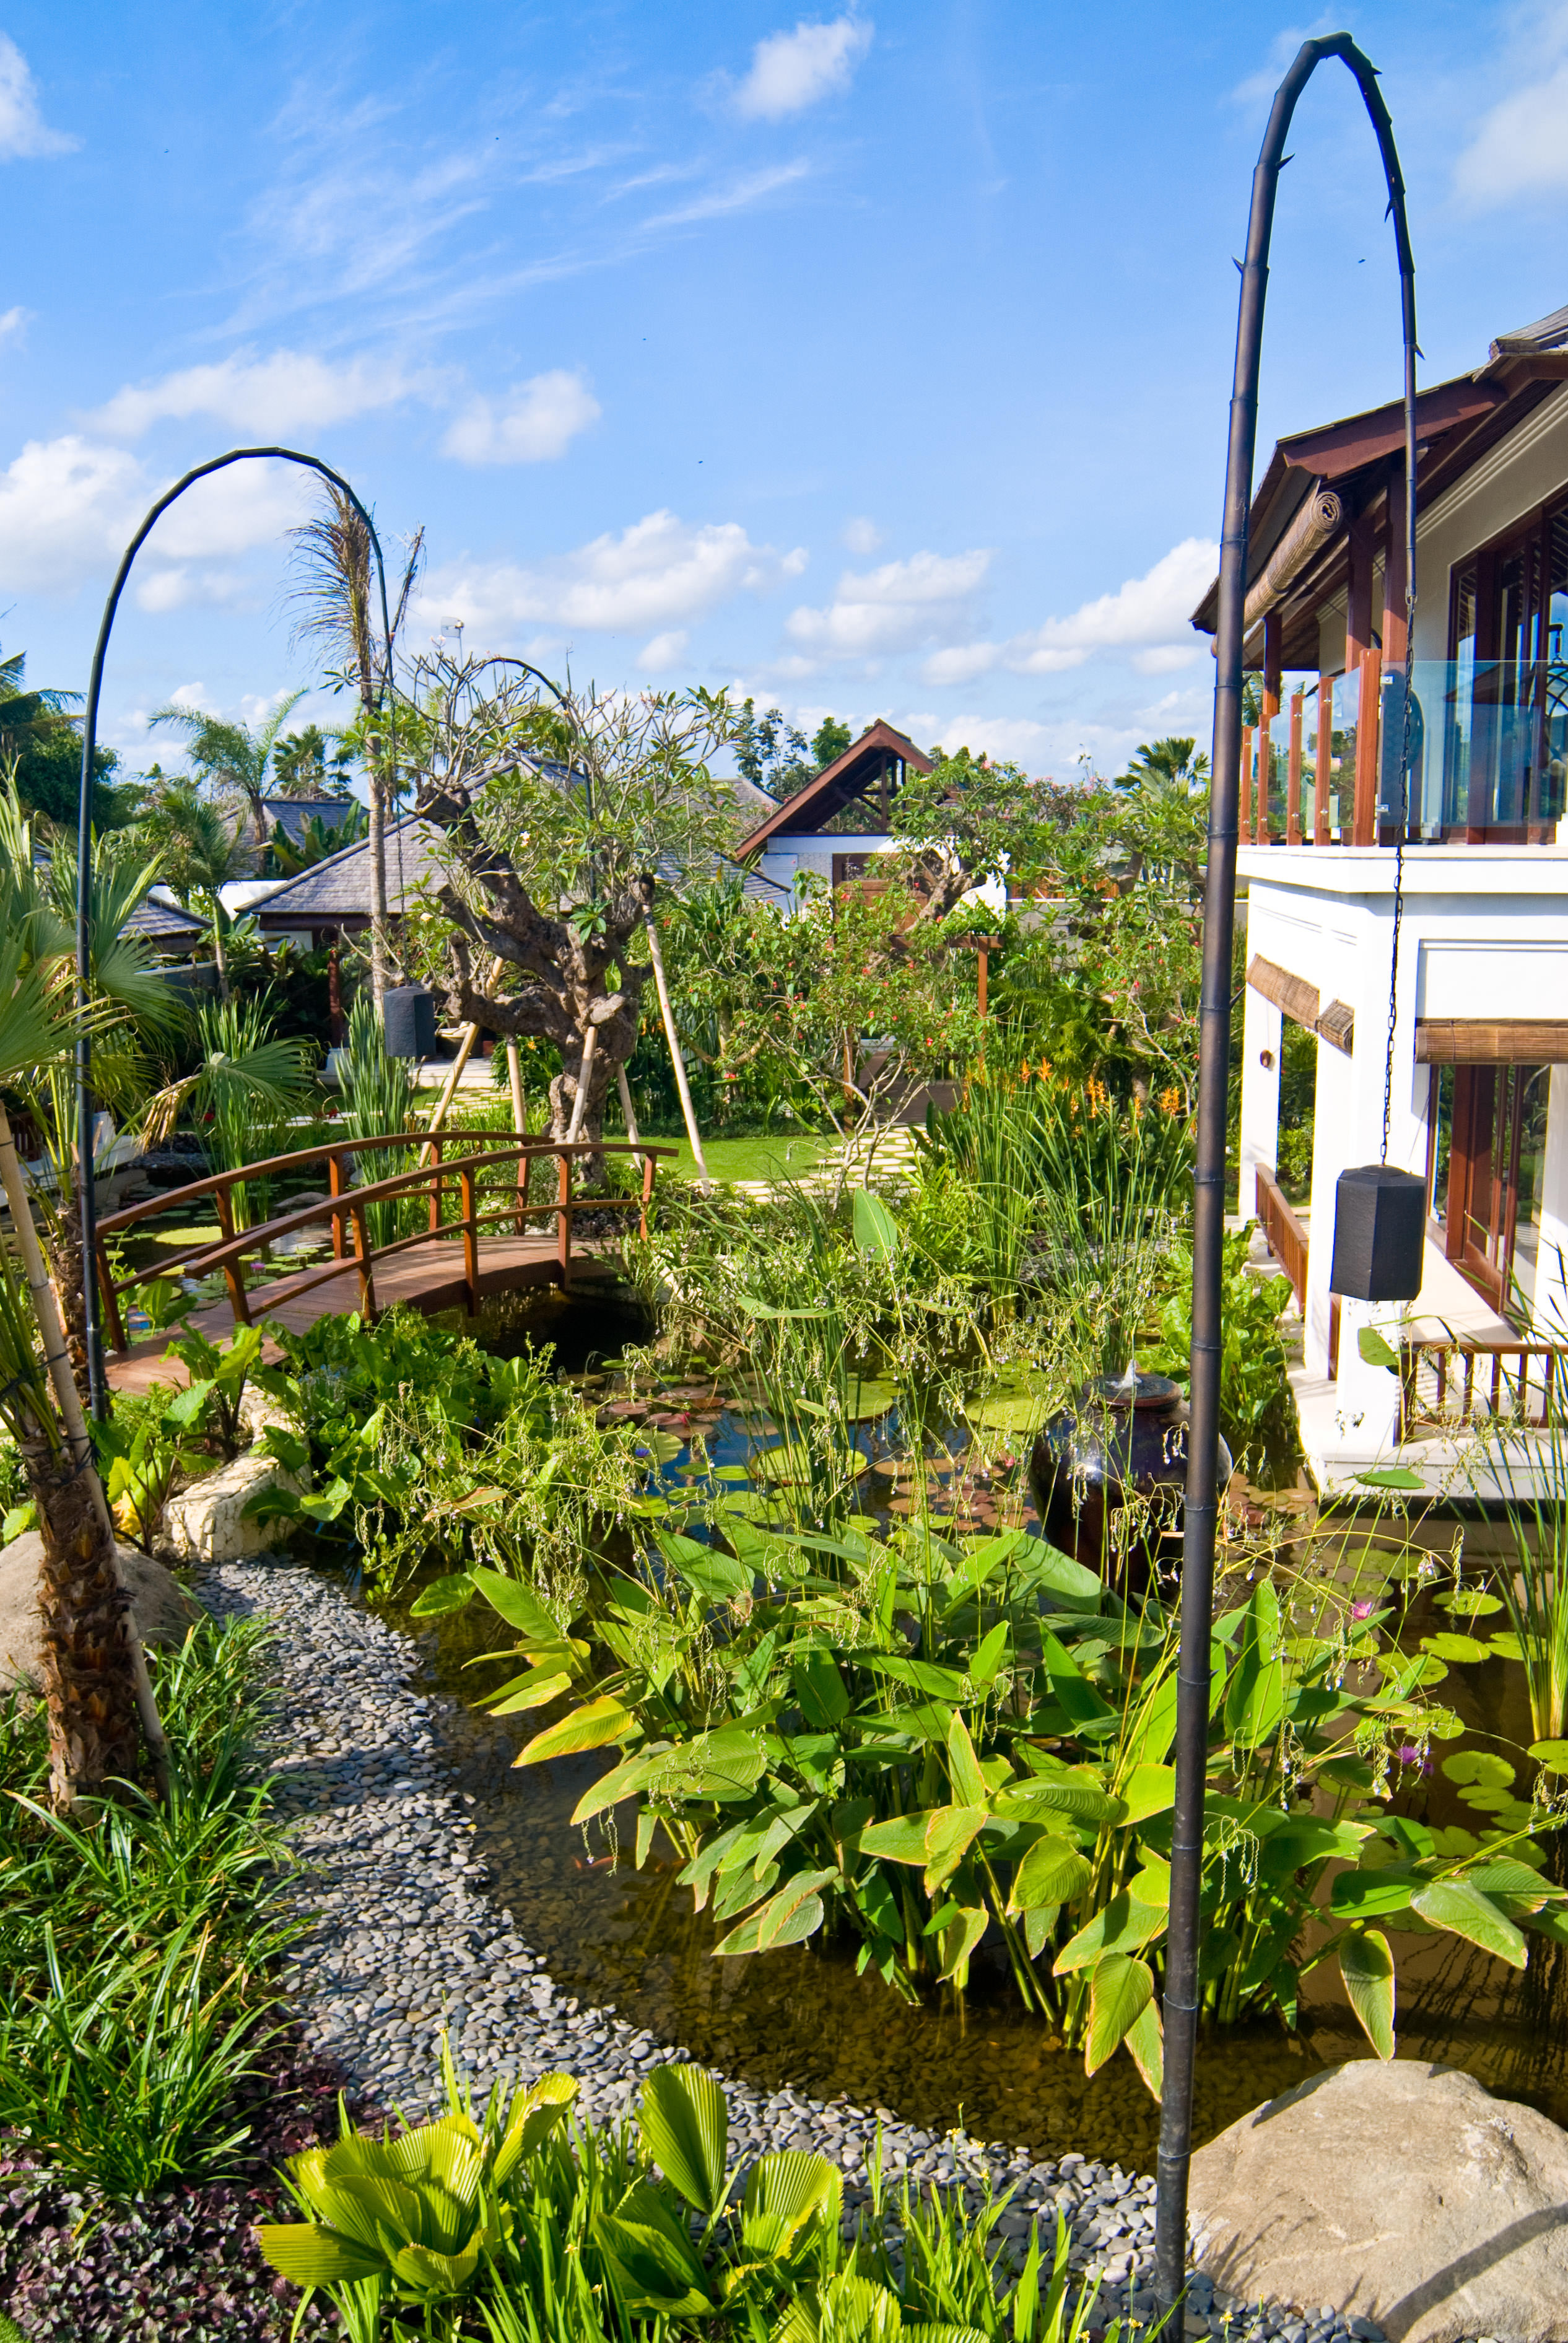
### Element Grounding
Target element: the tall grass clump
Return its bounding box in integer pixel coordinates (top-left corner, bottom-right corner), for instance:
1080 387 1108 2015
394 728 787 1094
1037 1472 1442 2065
338 991 419 1245
0 1613 294 2198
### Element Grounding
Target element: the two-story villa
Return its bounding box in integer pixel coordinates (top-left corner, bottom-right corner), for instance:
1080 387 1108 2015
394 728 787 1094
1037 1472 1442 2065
1194 302 1568 1491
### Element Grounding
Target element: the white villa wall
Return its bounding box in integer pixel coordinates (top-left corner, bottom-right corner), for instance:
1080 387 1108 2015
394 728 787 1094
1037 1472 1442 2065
756 832 1007 918
1239 844 1568 1454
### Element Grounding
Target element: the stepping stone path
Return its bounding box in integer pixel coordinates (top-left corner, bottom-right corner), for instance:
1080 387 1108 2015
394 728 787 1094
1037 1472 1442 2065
199 1555 1397 2343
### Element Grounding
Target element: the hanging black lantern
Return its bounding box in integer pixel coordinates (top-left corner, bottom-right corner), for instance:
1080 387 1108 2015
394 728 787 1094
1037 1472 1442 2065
381 984 437 1060
1329 1164 1426 1300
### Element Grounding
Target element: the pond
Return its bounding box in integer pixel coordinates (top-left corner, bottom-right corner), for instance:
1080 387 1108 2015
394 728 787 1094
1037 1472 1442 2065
337 1292 1568 2173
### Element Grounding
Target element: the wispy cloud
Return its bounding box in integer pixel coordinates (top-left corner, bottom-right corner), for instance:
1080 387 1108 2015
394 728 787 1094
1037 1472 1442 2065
640 162 811 233
1455 6 1568 205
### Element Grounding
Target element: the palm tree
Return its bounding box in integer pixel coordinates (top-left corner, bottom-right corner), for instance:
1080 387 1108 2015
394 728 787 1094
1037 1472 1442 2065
1116 737 1211 793
146 689 308 845
0 784 180 1384
141 996 314 1231
0 821 165 1802
133 779 251 1000
288 489 424 1009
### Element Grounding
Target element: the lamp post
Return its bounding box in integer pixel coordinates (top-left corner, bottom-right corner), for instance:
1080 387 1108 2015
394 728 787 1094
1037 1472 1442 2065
76 446 393 1421
1155 34 1418 2313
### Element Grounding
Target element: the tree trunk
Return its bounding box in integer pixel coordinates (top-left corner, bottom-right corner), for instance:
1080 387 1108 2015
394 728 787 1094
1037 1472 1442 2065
46 1188 90 1400
27 1423 143 1804
367 762 390 1011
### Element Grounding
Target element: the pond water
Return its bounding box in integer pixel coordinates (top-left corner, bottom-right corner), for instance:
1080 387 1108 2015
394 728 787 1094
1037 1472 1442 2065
347 1292 1568 2170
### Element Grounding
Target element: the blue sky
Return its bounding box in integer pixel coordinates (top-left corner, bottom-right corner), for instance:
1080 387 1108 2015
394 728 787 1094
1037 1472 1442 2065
1 1 1564 785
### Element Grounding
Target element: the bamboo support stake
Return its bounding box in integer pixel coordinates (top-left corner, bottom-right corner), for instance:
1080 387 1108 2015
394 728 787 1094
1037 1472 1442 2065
643 913 710 1189
617 1063 642 1167
0 1105 168 1789
506 1037 529 1227
565 1023 598 1145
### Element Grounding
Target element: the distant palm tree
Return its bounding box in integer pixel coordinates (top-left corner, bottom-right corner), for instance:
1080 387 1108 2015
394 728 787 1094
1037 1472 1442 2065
288 489 424 1008
1117 736 1211 793
147 689 308 844
133 779 252 1000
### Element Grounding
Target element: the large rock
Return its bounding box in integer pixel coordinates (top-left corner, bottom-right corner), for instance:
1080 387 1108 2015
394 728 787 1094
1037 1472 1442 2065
0 1528 200 1689
1190 2058 1568 2343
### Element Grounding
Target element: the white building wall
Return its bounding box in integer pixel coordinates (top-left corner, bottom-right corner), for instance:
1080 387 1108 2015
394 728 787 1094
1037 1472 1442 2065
1242 844 1568 1450
1237 984 1281 1221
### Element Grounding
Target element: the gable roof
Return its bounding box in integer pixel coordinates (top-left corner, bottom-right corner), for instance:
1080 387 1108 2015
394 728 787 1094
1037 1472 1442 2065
123 893 205 944
735 720 933 857
1188 302 1568 665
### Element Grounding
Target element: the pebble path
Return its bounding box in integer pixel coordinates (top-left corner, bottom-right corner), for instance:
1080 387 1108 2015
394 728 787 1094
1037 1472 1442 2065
201 1555 1388 2343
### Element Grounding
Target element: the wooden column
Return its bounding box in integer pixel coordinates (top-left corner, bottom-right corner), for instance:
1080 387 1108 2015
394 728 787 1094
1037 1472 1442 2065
1315 674 1333 845
1379 470 1409 843
1353 645 1383 845
1344 508 1376 849
1286 689 1304 845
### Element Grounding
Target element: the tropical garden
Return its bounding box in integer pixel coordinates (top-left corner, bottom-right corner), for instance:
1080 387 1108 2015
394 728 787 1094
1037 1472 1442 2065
1 546 1567 2343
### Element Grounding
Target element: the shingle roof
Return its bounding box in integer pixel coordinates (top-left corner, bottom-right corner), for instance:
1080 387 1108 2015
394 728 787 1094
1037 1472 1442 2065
123 894 205 943
259 794 364 848
254 812 790 928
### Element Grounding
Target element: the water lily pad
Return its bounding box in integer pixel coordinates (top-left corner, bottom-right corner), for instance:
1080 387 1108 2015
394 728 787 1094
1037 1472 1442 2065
969 1387 1050 1436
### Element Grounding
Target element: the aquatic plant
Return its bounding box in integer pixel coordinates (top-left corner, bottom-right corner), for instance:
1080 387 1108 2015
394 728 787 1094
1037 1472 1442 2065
461 1486 1566 2093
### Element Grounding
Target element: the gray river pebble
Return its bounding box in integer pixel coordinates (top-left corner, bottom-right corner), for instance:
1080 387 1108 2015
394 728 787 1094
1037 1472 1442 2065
199 1556 1385 2343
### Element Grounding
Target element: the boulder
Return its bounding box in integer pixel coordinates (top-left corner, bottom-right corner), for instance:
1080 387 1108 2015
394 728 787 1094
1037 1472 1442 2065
0 1528 200 1690
1190 2058 1568 2343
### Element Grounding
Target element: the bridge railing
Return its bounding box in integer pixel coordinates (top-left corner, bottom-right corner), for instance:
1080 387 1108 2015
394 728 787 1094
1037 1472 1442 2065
94 1129 673 1356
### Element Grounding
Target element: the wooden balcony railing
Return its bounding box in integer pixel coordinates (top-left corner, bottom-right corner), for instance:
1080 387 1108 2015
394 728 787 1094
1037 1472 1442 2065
1398 1337 1568 1436
1254 1165 1308 1310
94 1129 671 1356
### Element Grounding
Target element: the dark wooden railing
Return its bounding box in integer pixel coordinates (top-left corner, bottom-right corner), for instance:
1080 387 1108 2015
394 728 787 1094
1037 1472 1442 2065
94 1130 672 1356
1398 1336 1568 1437
1253 1165 1309 1309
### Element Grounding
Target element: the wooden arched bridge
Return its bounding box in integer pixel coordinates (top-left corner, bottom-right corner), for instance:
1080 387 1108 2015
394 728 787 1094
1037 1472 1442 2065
95 1131 671 1397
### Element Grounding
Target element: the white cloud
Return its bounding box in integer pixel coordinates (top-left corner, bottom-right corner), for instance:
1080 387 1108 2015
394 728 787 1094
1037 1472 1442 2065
1008 538 1217 672
786 548 991 660
1456 57 1568 204
92 347 422 439
733 15 874 120
0 305 29 346
921 712 1050 762
169 683 213 712
0 35 76 161
416 511 808 642
639 629 689 670
842 516 882 554
442 370 600 463
0 434 145 594
0 429 324 601
922 538 1218 684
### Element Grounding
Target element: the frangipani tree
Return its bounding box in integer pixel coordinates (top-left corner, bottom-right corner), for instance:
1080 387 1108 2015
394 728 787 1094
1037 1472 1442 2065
405 653 738 1172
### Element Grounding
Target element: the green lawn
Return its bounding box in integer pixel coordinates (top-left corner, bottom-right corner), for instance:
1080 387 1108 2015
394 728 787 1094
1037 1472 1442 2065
638 1132 833 1185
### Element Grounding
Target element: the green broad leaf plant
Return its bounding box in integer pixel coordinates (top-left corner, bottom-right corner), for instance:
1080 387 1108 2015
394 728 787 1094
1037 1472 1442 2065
263 2051 1110 2343
468 1499 1568 2098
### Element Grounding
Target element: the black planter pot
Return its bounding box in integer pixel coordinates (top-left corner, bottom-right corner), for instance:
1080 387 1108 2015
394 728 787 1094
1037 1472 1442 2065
1028 1372 1232 1602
